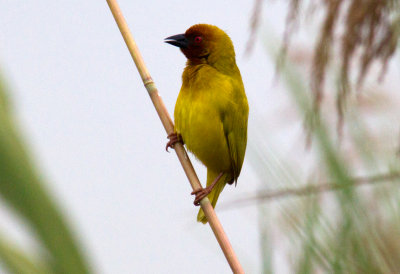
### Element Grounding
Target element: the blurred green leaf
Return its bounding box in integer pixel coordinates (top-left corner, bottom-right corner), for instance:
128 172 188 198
251 28 400 273
0 75 90 273
0 232 49 274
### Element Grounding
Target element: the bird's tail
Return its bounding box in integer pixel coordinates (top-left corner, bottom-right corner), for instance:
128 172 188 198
197 170 228 224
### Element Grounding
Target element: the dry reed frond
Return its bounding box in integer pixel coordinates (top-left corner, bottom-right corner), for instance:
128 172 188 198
245 0 264 55
337 0 399 123
250 0 400 125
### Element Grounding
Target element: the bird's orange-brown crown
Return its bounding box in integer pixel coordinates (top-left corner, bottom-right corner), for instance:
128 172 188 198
165 24 237 71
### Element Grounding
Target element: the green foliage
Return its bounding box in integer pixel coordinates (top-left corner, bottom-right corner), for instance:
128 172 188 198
251 34 400 273
0 233 50 274
0 76 90 273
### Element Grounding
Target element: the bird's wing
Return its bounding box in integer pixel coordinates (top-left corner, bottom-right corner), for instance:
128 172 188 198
221 79 249 182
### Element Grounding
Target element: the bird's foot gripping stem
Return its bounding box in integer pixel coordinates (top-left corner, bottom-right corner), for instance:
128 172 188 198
191 172 224 206
191 187 213 206
165 133 183 152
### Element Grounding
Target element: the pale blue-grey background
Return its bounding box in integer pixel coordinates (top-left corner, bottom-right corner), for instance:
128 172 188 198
0 1 292 273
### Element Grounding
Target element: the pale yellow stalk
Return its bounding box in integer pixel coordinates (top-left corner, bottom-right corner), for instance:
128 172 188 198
106 1 244 273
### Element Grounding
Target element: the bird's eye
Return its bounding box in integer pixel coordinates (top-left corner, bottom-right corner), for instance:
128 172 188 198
194 36 203 44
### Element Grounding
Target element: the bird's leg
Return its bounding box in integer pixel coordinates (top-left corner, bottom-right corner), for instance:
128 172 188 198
165 132 183 152
191 172 224 206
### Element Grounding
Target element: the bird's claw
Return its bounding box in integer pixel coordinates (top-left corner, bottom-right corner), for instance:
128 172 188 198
165 133 183 152
191 187 211 206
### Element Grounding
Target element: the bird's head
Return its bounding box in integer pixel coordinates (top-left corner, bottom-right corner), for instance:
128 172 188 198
165 24 236 69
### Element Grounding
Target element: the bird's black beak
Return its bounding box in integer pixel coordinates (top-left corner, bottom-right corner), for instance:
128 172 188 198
164 34 188 48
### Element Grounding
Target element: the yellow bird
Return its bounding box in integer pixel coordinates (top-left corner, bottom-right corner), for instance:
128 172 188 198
165 24 249 224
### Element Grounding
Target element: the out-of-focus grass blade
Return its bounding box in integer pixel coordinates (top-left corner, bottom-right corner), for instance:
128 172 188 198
0 233 49 274
260 28 400 273
0 76 90 273
264 39 360 272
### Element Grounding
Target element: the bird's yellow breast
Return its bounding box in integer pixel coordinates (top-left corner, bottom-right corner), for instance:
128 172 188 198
174 64 235 173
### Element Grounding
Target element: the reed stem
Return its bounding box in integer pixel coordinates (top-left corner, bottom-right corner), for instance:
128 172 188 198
106 1 244 272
